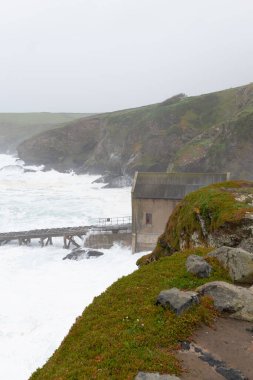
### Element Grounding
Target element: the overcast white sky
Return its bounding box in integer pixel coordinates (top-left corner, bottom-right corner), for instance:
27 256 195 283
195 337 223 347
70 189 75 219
0 0 252 112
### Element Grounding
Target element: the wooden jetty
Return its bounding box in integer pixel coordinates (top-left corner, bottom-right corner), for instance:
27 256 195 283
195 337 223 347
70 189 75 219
0 216 131 249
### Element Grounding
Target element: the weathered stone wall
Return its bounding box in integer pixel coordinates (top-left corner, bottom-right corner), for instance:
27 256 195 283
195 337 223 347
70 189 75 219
132 198 179 252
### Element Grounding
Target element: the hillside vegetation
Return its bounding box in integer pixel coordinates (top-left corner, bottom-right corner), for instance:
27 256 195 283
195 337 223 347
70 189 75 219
29 181 253 379
30 248 229 380
138 180 253 265
18 83 253 179
0 113 90 153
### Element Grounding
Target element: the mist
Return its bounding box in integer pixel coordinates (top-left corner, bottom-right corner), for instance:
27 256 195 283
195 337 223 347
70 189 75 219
0 0 252 112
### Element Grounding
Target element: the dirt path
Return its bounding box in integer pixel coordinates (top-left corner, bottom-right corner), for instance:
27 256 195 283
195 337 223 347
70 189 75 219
177 317 253 380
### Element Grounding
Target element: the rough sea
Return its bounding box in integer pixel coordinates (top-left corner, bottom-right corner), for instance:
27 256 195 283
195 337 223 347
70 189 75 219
0 154 143 380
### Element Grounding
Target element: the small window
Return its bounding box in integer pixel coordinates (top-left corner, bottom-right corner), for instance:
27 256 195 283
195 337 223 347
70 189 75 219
146 213 152 225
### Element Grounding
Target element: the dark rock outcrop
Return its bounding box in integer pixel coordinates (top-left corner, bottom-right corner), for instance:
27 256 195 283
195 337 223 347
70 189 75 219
92 173 132 188
63 248 104 260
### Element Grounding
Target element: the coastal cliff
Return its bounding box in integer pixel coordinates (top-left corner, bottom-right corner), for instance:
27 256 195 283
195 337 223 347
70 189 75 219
18 83 253 180
0 113 90 153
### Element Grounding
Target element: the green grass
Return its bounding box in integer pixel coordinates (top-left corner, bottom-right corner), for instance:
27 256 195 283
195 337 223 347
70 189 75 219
30 248 230 380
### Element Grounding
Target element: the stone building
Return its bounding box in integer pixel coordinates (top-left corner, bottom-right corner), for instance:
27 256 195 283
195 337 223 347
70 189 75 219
131 171 230 253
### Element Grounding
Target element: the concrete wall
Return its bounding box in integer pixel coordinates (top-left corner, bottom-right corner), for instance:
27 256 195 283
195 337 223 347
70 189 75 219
84 231 131 250
132 198 179 253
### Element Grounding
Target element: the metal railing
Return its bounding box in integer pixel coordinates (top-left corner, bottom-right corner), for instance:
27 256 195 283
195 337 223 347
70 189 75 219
94 216 131 227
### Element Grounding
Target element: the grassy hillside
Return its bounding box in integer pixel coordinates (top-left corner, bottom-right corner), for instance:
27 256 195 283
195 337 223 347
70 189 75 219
30 248 229 380
18 83 253 178
0 113 91 153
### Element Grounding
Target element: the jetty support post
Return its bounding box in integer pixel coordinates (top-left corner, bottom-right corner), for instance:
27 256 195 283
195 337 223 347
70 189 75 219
63 235 80 249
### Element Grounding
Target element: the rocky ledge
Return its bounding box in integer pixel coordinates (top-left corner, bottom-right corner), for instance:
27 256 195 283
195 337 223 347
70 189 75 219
138 180 253 266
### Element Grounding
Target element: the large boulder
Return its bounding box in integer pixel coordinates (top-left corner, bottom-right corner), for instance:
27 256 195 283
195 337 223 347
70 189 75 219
186 255 212 278
156 288 199 315
135 373 180 380
197 281 253 322
207 246 253 284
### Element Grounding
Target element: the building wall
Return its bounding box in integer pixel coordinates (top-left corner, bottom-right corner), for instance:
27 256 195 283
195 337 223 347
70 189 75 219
132 198 179 253
85 231 131 250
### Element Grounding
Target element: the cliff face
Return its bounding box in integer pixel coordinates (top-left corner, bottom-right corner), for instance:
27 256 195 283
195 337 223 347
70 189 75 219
18 84 253 178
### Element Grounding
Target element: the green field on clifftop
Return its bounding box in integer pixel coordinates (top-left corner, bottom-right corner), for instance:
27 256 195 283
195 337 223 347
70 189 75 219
30 248 229 380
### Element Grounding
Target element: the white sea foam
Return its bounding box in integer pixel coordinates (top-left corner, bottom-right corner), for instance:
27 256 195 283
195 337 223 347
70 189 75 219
0 154 144 380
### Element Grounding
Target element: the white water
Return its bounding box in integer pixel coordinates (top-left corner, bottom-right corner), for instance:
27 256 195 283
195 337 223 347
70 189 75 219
0 154 143 380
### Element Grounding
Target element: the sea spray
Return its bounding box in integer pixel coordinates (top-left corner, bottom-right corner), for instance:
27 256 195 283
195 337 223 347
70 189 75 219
0 154 143 380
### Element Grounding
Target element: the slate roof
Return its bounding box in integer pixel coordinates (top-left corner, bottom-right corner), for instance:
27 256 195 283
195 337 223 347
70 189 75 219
132 172 229 200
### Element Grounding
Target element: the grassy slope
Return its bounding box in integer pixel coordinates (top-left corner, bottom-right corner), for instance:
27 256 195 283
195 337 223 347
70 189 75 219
0 113 91 153
139 180 253 266
0 113 87 125
30 248 230 380
18 83 253 177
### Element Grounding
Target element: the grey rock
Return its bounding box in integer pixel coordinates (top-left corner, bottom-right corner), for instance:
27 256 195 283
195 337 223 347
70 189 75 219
239 238 253 253
156 288 199 315
63 248 103 260
86 250 104 258
209 213 253 250
186 255 212 278
92 173 132 188
63 248 86 260
135 372 180 380
207 246 253 284
103 175 132 188
92 174 114 184
197 281 253 322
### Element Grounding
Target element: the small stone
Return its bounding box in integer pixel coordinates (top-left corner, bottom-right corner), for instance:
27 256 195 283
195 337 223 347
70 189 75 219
207 246 253 284
186 255 212 278
156 288 199 315
135 372 181 380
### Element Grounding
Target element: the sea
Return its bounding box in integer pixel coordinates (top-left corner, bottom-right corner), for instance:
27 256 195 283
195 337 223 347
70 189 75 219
0 154 143 380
